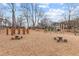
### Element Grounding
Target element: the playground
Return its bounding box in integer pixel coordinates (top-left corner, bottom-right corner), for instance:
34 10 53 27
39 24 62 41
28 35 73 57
0 29 79 56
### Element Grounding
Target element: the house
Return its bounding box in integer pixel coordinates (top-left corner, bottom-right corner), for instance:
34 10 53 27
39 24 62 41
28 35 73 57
0 17 11 29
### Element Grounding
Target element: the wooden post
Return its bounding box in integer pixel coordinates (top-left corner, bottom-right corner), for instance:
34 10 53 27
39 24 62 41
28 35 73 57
18 28 20 34
22 27 25 35
13 28 15 34
26 28 29 34
11 28 13 35
11 27 16 35
6 28 9 35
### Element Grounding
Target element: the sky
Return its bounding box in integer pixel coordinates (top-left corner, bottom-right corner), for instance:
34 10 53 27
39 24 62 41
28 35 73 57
38 3 79 22
0 3 79 22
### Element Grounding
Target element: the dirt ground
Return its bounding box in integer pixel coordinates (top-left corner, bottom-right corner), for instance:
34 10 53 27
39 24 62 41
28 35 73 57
0 29 79 56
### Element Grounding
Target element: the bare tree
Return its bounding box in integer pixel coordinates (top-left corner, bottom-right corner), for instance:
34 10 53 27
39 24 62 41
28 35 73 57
31 3 45 28
31 3 36 27
20 3 46 29
8 3 16 27
16 15 25 27
0 9 4 18
36 7 45 26
21 3 31 28
65 3 77 32
0 9 4 29
7 3 16 35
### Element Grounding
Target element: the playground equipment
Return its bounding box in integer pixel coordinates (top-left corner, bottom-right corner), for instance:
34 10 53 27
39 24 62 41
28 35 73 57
54 36 68 43
6 27 29 35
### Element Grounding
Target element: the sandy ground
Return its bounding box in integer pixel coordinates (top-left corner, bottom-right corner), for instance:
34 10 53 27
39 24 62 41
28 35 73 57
0 29 79 56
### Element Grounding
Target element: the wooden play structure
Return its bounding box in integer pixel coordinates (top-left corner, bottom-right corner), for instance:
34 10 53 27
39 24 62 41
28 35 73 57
6 27 29 35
